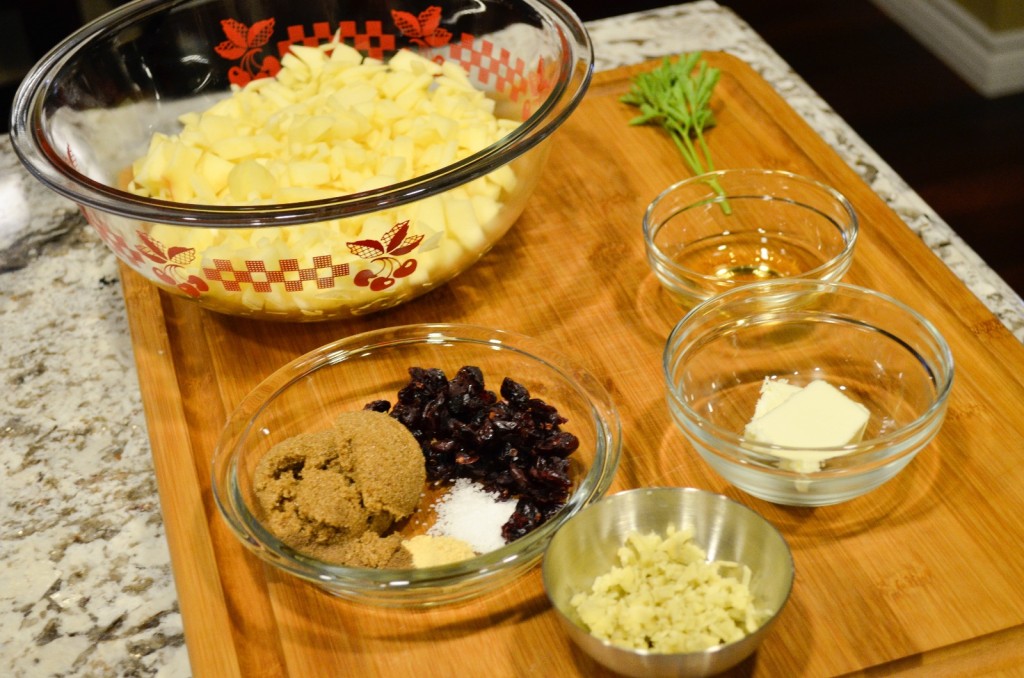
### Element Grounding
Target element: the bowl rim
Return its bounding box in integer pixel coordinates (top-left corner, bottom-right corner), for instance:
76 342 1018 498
662 279 955 470
642 168 859 285
210 322 622 594
542 486 795 658
9 0 594 227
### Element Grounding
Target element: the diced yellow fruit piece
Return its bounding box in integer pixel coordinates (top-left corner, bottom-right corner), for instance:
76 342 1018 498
263 81 301 108
412 195 447 232
487 165 516 193
388 49 442 76
240 287 267 311
393 74 434 110
291 44 326 70
329 42 364 66
279 52 309 79
356 174 396 192
131 133 171 189
361 214 393 237
471 195 501 228
440 61 473 88
340 168 369 187
418 140 458 170
459 123 492 153
443 196 486 250
380 70 415 99
251 133 281 155
465 176 501 200
376 156 406 180
426 239 465 274
164 143 204 200
206 95 242 118
228 160 277 201
328 110 370 141
197 114 239 145
178 127 206 147
390 135 414 162
190 172 216 201
289 115 334 146
195 153 235 195
339 80 379 106
373 99 406 123
210 136 260 161
286 160 331 187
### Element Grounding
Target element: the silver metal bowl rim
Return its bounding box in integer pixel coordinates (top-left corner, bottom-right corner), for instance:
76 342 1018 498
542 486 795 659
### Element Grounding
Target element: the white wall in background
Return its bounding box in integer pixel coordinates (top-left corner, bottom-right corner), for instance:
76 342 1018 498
873 0 1024 97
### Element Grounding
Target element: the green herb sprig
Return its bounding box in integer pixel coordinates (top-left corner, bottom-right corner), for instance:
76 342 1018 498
621 52 724 192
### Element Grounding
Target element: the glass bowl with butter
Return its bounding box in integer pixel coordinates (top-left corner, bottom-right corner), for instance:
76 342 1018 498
10 0 591 321
211 323 621 606
663 280 954 506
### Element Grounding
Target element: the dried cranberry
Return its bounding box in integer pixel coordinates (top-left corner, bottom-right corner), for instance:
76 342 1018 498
500 377 530 405
536 431 580 457
363 399 391 413
370 366 580 545
502 498 546 542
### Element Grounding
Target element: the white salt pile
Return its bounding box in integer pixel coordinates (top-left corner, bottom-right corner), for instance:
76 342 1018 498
428 478 518 554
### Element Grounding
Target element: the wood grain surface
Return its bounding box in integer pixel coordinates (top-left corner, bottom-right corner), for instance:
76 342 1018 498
121 53 1024 677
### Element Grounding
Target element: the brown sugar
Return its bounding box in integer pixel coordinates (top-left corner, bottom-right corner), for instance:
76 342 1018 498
253 410 426 568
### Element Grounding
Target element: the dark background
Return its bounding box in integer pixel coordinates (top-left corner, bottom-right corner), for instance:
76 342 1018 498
4 0 1021 296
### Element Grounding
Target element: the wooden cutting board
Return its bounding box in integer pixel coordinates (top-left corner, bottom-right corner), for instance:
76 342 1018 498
121 53 1024 677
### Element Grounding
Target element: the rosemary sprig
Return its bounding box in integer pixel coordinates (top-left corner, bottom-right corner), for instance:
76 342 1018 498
621 52 728 210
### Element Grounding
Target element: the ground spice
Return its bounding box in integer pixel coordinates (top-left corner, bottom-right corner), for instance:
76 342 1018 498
401 534 477 568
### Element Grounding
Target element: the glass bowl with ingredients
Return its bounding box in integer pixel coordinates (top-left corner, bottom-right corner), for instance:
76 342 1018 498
643 169 858 309
211 323 621 606
663 280 954 507
543 487 794 678
10 0 592 321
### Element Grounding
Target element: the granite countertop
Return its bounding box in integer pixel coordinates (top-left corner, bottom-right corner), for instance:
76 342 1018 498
2 2 1022 676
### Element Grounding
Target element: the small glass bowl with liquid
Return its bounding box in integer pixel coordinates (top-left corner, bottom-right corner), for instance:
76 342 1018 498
643 169 858 308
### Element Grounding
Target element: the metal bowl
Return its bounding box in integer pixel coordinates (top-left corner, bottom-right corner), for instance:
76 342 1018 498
542 487 794 677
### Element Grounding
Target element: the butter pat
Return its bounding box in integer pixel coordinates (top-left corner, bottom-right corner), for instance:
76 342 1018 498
745 379 870 477
751 378 802 420
745 380 869 448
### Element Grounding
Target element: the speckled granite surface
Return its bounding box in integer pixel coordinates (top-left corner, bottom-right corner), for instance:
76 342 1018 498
2 2 1022 676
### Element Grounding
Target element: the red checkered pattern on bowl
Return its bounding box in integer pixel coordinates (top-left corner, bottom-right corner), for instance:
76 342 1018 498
77 5 550 301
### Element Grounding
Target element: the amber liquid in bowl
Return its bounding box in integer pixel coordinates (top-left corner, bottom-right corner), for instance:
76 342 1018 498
666 231 831 282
